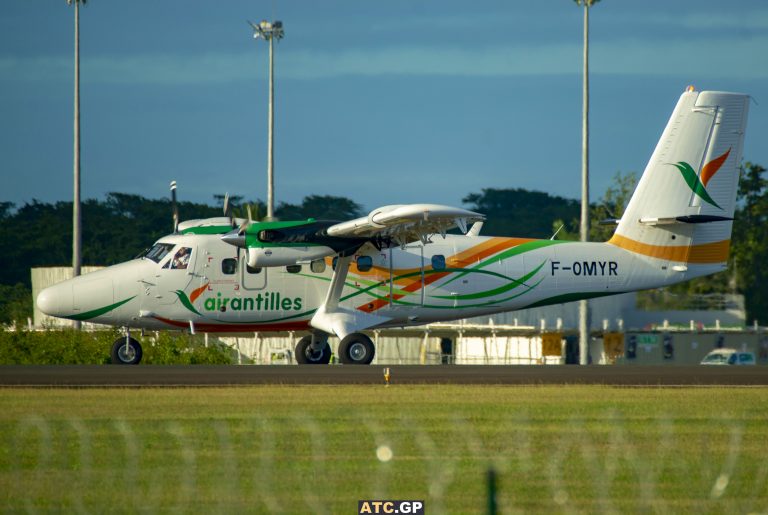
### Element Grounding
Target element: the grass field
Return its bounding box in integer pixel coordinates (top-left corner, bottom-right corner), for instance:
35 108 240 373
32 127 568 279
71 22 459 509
1 386 767 513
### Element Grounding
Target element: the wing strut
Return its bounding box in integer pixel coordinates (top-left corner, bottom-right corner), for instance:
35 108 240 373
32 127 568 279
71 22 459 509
310 255 391 339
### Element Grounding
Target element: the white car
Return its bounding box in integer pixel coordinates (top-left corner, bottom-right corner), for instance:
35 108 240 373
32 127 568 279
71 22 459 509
700 348 756 366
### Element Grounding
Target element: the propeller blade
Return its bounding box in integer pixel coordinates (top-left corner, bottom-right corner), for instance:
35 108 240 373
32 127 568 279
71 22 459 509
170 180 179 233
222 192 238 228
238 218 249 236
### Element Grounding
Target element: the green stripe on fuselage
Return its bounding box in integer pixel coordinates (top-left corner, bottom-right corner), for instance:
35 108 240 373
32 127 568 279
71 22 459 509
68 296 136 321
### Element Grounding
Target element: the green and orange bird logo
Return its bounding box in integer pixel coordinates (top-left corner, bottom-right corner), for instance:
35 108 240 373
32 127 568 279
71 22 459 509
670 148 731 209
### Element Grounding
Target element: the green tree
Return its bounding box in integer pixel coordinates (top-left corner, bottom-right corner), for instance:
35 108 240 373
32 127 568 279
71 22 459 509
464 188 579 238
552 171 638 242
0 284 33 326
732 162 768 323
275 195 363 221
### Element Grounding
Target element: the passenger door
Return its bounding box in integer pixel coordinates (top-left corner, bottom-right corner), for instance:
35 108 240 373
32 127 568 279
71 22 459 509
241 255 267 290
390 244 424 308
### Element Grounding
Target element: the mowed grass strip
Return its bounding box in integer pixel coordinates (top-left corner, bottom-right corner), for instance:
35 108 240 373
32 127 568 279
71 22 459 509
0 386 767 513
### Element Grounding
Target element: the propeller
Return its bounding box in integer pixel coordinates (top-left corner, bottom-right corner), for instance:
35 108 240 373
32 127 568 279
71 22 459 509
236 203 255 235
223 192 237 228
170 180 179 233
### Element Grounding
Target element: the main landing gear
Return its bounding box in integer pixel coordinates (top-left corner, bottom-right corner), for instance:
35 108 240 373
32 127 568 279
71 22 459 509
338 333 375 365
295 332 375 365
111 334 143 365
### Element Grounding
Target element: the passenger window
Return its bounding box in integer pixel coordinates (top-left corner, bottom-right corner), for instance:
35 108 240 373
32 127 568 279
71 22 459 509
221 258 237 275
286 264 301 274
356 255 373 272
171 247 193 270
431 254 446 270
310 260 326 273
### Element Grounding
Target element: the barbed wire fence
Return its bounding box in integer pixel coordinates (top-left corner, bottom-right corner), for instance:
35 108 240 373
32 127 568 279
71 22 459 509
3 408 767 513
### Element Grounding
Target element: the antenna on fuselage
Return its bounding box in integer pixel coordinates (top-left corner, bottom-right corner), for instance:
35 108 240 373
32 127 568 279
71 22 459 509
550 224 564 241
170 180 179 233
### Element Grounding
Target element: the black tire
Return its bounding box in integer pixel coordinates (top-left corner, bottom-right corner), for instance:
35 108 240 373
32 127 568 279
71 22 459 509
338 333 375 365
111 337 143 365
294 335 332 365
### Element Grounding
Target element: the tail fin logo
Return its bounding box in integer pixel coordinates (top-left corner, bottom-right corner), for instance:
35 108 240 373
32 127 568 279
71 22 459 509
670 148 731 210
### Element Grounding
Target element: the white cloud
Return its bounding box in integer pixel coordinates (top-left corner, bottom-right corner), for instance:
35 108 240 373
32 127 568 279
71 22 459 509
601 10 768 30
1 34 766 84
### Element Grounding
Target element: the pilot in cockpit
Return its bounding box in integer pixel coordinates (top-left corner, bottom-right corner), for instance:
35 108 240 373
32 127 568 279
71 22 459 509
171 247 191 269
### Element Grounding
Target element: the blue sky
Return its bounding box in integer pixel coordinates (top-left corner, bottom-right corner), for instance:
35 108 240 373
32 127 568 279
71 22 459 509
1 0 766 213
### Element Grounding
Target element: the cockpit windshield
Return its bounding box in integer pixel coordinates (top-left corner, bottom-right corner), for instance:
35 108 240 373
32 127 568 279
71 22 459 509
140 243 175 263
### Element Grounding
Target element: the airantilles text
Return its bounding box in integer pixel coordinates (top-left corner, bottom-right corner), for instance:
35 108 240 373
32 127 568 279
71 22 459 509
203 292 302 312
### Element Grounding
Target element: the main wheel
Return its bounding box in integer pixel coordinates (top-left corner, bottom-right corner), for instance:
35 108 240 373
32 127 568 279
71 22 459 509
294 335 332 365
338 333 375 365
111 337 143 365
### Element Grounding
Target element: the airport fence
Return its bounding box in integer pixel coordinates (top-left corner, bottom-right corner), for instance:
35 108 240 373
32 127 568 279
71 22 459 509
2 387 767 512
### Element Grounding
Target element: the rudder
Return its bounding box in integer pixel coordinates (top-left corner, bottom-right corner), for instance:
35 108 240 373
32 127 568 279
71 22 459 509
609 89 749 271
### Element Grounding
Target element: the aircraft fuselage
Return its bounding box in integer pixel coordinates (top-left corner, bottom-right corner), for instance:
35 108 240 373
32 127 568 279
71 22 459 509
37 228 698 334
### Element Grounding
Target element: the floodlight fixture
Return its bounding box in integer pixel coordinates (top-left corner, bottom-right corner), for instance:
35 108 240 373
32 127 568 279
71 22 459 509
249 19 284 41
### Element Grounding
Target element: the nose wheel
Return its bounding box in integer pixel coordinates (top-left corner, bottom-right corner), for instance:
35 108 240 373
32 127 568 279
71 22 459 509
111 336 143 365
295 335 332 364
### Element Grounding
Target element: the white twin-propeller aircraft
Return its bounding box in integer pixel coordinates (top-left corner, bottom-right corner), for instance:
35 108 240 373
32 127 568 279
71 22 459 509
37 89 750 365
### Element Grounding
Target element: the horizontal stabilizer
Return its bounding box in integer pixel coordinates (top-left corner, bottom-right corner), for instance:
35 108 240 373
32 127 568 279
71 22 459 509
639 215 734 226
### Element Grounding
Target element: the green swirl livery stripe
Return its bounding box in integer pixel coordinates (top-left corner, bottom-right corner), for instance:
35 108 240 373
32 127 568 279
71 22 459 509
670 161 722 209
300 267 536 303
431 261 546 300
438 239 566 289
360 276 544 309
68 296 136 321
174 290 202 316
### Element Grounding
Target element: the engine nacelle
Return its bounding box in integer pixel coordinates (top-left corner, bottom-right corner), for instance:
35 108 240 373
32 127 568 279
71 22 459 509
246 245 336 268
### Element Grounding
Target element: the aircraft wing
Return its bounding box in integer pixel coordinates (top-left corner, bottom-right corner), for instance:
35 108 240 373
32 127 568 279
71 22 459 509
325 204 485 245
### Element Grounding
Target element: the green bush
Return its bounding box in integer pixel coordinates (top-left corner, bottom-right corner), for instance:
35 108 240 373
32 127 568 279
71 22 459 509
0 329 234 365
143 332 233 365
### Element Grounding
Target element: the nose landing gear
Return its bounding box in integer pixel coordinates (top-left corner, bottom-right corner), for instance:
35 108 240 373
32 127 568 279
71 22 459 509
111 333 143 365
294 334 332 364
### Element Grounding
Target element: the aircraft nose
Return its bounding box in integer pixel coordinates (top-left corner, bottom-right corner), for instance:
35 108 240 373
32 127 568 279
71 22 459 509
36 283 73 318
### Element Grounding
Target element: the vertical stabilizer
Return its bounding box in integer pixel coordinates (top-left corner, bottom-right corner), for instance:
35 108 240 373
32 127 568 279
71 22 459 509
609 89 749 271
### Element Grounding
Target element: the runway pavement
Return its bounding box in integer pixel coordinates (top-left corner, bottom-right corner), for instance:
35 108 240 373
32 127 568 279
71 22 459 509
1 365 767 386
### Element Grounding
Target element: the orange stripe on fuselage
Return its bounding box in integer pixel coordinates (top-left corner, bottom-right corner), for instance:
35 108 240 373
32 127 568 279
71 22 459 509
356 237 534 312
608 234 730 263
189 282 209 303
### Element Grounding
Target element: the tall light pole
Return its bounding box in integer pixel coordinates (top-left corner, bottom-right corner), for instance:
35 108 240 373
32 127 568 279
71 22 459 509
249 20 284 220
574 0 599 364
67 0 85 330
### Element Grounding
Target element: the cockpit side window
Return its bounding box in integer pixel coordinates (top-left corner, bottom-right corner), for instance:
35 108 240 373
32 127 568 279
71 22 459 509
142 243 175 264
171 247 193 269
